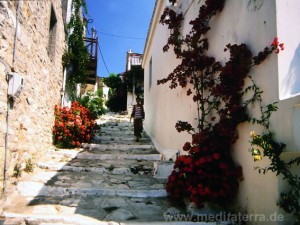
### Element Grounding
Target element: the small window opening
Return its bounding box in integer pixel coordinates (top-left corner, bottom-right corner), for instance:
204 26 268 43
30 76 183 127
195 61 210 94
48 4 57 59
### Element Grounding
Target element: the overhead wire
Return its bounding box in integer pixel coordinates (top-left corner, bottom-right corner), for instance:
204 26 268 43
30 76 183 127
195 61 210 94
88 26 110 76
98 31 145 40
98 43 110 76
96 31 144 76
88 24 144 76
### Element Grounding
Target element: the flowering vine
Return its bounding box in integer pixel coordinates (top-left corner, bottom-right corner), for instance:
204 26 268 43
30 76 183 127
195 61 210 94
158 0 285 210
249 100 300 224
62 0 90 99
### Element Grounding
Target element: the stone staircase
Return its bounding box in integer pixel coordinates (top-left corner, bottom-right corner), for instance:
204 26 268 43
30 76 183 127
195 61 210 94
1 113 213 225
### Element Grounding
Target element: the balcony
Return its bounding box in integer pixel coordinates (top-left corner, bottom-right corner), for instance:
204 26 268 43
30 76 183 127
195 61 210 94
84 36 98 84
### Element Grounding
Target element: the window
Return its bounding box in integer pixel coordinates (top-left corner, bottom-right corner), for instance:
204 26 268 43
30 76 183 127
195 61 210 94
48 4 57 60
149 57 152 90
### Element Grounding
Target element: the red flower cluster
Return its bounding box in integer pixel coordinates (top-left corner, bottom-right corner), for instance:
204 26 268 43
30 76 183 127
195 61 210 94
166 145 243 206
253 37 285 65
53 101 95 148
271 37 284 54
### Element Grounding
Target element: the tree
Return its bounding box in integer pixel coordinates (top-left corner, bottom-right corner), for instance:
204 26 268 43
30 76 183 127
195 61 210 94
103 73 127 112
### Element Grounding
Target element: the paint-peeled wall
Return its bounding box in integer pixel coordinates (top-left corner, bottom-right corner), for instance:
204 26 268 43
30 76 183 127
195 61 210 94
0 0 66 196
143 0 300 224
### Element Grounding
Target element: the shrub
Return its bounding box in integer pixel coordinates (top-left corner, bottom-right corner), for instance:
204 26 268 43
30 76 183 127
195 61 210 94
78 91 105 118
53 101 95 148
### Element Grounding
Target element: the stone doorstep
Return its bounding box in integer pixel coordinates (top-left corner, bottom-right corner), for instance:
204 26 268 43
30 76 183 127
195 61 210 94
2 213 221 225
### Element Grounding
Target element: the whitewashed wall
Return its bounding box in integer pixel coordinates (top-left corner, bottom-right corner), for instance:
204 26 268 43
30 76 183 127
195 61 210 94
143 0 300 224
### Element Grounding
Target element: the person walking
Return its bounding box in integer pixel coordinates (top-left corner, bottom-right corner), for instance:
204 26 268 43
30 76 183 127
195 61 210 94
130 97 145 142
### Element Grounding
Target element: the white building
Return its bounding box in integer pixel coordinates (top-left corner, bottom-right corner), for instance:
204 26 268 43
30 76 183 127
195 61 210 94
125 49 143 114
142 0 300 224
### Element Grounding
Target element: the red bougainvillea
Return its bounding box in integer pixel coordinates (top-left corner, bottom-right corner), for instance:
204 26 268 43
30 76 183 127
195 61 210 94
159 0 280 207
53 101 95 148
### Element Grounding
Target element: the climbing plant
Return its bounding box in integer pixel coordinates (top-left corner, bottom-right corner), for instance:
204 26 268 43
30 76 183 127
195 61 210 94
158 1 299 219
62 0 90 99
249 90 300 224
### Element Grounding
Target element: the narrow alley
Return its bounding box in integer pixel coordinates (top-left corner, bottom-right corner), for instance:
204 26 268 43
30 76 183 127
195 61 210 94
1 113 193 225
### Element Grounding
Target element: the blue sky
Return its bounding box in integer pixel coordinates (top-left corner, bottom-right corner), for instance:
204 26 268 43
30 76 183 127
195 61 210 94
84 0 156 77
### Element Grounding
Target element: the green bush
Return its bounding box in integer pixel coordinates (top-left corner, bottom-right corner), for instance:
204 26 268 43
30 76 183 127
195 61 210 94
78 91 105 117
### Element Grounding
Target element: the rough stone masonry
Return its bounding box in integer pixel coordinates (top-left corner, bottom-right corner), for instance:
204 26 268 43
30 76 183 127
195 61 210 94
0 0 67 196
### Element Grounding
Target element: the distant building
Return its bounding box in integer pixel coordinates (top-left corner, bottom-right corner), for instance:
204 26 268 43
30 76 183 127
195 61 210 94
97 77 109 109
125 49 143 114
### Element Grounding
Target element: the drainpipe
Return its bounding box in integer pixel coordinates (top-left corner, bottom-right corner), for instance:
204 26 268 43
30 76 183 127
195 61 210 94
0 58 10 200
61 68 67 107
3 93 12 200
2 0 21 199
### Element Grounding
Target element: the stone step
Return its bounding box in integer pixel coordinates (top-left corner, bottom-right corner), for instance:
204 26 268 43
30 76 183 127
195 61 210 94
81 148 159 155
93 135 150 141
2 212 219 225
92 136 151 145
3 195 185 223
16 170 167 198
82 143 156 151
76 152 162 161
97 120 131 126
100 125 133 130
37 158 156 175
17 182 167 198
97 118 131 124
99 131 136 136
47 150 162 161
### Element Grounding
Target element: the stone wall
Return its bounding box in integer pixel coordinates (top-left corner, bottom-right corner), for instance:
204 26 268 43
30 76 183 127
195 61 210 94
0 0 66 196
